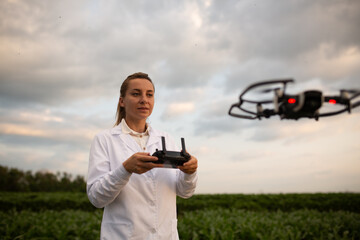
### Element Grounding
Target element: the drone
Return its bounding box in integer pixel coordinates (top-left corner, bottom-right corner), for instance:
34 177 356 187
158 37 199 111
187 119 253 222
228 79 360 120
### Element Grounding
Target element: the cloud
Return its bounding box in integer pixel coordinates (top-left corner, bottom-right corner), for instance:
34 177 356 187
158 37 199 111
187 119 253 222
193 108 248 137
0 107 107 149
200 1 360 92
161 102 195 120
2 0 359 109
0 0 225 108
205 1 360 57
1 143 89 176
297 44 360 84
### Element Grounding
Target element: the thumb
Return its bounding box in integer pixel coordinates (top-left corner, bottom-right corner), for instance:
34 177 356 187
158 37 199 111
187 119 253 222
137 152 151 156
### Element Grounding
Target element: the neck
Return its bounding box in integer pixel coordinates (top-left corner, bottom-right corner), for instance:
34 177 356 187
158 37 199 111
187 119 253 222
124 117 147 133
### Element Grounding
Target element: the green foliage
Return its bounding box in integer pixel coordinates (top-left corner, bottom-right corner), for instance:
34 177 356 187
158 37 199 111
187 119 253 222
178 209 360 240
1 207 359 239
0 192 96 212
0 210 102 240
1 192 360 239
0 165 86 192
2 192 360 213
177 193 360 214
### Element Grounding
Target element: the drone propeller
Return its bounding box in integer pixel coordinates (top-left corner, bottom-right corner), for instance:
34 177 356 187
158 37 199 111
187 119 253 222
340 89 359 94
341 89 360 100
259 87 281 93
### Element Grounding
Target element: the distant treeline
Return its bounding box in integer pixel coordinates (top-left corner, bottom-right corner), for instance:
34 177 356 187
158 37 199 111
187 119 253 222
0 165 86 192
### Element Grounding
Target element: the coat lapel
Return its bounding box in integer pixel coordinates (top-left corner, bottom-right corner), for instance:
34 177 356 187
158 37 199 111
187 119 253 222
120 134 141 153
147 128 161 151
111 123 163 153
111 125 140 153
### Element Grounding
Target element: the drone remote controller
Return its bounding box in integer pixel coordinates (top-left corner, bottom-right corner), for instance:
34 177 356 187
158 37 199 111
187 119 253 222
152 136 191 168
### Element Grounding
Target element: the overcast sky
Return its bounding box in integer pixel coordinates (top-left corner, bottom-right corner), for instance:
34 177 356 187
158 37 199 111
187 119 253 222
1 0 360 194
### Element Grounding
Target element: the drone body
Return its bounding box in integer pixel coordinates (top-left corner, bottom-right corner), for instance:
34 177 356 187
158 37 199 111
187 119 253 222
229 79 359 120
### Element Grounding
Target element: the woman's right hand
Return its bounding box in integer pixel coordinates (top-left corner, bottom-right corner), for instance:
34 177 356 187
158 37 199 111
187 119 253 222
123 152 161 174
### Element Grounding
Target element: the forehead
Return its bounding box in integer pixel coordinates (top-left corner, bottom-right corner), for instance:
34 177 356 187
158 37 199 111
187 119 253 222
128 78 154 91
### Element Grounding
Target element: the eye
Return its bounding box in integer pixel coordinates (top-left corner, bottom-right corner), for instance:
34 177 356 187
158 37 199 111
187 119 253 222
131 92 140 96
147 93 154 97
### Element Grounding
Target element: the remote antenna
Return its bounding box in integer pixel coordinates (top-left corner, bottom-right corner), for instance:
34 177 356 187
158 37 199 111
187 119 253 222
181 138 186 154
161 136 166 151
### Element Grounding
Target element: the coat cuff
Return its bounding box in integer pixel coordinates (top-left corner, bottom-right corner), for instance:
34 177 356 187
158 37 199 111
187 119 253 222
113 164 132 182
184 171 197 182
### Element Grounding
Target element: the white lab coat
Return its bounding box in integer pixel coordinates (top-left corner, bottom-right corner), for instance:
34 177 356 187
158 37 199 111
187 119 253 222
87 124 197 240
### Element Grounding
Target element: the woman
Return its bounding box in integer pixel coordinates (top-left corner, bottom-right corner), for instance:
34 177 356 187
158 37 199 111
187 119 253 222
87 72 198 239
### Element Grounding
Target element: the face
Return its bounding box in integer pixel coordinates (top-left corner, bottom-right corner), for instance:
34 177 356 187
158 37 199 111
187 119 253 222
119 78 155 123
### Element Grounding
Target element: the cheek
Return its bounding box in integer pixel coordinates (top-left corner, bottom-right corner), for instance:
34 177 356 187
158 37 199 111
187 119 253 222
120 97 135 109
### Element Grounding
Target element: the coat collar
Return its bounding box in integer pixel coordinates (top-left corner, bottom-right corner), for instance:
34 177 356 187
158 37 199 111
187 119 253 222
110 123 162 151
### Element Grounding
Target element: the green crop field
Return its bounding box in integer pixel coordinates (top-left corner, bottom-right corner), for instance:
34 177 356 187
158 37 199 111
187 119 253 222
1 192 360 239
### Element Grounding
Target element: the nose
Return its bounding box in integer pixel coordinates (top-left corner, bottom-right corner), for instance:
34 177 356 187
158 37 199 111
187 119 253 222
140 94 149 104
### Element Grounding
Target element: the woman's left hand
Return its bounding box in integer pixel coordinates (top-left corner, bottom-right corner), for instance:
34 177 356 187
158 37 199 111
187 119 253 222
178 154 198 174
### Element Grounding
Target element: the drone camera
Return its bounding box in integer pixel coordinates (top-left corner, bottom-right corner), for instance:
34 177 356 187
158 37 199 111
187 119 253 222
302 91 323 112
280 91 323 119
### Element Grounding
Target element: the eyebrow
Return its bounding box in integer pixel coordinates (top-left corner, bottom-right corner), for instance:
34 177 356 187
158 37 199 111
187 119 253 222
132 88 154 92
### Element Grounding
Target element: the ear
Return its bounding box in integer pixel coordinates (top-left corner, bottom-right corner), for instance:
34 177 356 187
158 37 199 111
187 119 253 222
119 97 125 107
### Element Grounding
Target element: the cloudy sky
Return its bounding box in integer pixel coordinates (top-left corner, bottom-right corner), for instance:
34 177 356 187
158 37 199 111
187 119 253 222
1 0 360 194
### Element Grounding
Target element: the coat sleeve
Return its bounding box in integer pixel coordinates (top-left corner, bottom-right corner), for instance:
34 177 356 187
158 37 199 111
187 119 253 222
176 171 197 199
86 133 132 208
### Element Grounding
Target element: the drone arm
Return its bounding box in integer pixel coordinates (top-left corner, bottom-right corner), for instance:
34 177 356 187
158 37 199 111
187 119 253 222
349 92 360 100
228 103 258 119
229 102 277 119
352 101 360 109
324 96 349 105
319 94 360 117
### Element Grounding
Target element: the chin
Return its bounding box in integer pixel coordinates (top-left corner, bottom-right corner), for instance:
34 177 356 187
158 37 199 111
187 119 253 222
138 114 151 120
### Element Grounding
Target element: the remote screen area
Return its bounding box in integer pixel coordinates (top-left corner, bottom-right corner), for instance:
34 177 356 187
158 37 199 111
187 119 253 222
1 1 359 239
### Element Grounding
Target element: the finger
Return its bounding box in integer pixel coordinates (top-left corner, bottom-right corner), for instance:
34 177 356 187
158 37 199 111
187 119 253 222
178 166 196 174
139 161 164 170
180 167 196 173
148 162 164 168
133 152 158 161
135 152 153 158
183 158 197 166
134 164 153 174
179 159 198 173
183 161 194 167
179 162 197 170
139 155 158 162
181 163 195 169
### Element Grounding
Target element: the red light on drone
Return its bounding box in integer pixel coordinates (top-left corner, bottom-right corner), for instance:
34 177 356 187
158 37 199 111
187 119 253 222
288 98 296 104
329 99 337 104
